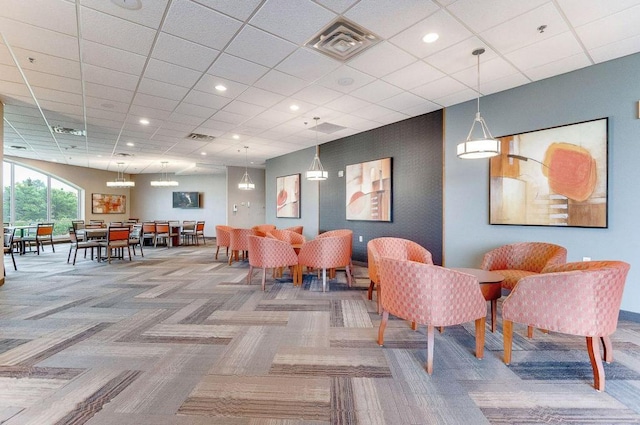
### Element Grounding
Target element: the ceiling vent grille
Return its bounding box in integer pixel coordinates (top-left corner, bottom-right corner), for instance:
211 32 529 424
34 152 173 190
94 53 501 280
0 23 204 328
114 152 134 157
305 18 380 62
311 122 347 134
50 125 86 136
187 133 215 141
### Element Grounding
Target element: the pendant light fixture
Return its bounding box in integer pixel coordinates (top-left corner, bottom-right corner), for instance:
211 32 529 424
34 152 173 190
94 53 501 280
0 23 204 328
306 117 328 181
150 161 179 187
456 48 500 159
238 146 255 190
106 162 135 187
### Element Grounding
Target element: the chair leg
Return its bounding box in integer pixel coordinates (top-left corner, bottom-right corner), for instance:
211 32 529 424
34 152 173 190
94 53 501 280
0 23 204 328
215 246 220 260
127 246 132 261
51 239 55 252
377 284 382 314
491 299 497 333
322 268 327 292
67 246 73 264
601 336 613 363
503 320 513 365
426 325 435 375
247 266 253 284
527 325 534 338
411 322 418 331
475 317 485 360
10 250 16 270
261 268 267 291
139 243 144 257
378 311 389 346
345 264 352 287
587 336 605 391
368 280 374 300
73 248 79 265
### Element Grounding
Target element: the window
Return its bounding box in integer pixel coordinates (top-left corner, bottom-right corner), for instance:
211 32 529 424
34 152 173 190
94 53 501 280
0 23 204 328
3 161 81 236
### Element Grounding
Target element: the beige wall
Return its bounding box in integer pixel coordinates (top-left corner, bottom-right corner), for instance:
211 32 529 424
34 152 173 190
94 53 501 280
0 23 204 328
227 165 266 228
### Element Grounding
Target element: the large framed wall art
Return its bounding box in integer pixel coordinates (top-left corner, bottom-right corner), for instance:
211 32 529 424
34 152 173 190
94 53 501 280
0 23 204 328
346 157 392 221
490 117 608 228
276 173 300 218
92 193 126 214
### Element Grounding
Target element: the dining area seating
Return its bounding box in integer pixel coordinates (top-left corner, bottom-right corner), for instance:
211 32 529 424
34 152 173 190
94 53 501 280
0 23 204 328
22 222 55 255
247 235 298 291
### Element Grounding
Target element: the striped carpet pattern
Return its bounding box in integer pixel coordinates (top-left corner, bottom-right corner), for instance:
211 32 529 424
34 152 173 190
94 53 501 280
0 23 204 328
0 241 639 424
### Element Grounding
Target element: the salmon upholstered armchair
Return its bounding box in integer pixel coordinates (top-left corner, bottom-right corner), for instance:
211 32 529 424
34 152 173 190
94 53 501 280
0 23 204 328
316 229 353 280
266 229 306 245
378 258 486 375
503 261 630 392
284 226 303 234
368 237 433 314
247 235 299 291
481 242 567 291
228 228 257 265
297 234 353 292
252 224 276 237
215 225 232 260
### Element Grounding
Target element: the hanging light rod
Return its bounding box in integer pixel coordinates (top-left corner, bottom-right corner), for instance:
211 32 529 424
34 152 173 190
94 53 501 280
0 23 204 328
456 48 500 159
150 161 179 187
106 162 135 187
306 117 328 181
238 146 255 190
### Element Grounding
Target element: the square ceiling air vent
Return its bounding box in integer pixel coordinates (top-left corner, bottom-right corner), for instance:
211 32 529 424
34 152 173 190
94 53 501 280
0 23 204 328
311 122 347 134
187 133 215 141
50 125 86 136
305 18 380 62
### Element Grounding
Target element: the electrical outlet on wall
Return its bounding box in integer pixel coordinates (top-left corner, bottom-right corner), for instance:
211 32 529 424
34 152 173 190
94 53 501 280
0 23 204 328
358 236 363 242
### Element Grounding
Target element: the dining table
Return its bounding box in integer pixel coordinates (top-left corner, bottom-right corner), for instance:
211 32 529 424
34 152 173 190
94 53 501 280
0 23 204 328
7 225 37 254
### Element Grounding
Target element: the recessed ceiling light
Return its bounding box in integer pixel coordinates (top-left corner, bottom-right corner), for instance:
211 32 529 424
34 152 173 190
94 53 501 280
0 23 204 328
139 118 150 125
201 152 207 156
232 134 240 139
215 84 227 92
126 142 134 147
422 32 439 43
111 0 142 10
337 77 354 86
290 104 300 111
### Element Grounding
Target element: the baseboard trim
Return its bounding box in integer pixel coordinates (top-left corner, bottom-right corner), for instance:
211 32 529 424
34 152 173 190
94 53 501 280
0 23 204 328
619 310 640 323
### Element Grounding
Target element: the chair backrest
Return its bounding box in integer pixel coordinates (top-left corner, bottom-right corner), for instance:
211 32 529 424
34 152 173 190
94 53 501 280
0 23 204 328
229 228 257 251
503 261 630 336
482 242 567 273
142 222 156 233
68 227 79 244
89 220 104 225
130 224 142 239
85 224 103 229
379 258 486 326
196 221 205 232
267 229 305 245
285 226 303 234
156 222 169 233
252 224 276 236
109 222 123 227
298 234 351 269
368 237 433 284
72 221 85 231
4 227 15 248
248 235 298 268
37 223 54 236
215 225 232 246
108 227 130 242
182 220 196 231
316 229 352 239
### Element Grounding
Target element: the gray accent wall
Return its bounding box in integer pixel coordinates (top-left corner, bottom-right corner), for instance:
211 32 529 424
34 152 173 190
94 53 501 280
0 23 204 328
444 52 640 314
319 112 444 263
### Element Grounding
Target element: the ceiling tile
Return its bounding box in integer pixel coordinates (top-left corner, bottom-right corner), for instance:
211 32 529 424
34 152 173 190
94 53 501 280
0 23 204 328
8 47 81 79
276 48 341 82
254 70 308 97
191 0 264 21
82 40 147 75
378 91 431 112
450 57 521 88
85 96 130 114
20 69 81 94
292 84 343 105
505 32 585 71
222 100 266 117
481 3 571 54
575 4 640 50
412 76 468 102
193 74 248 98
2 0 77 36
350 80 403 103
80 7 156 56
382 60 445 90
80 0 170 28
351 103 396 120
0 17 79 60
556 0 640 27
83 64 139 90
316 65 376 93
237 87 286 108
345 0 439 38
207 53 269 85
225 25 298 68
162 0 242 50
173 102 218 119
432 87 476 107
144 59 203 88
389 9 472 58
211 110 248 125
183 90 232 110
481 72 531 95
523 52 591 81
401 100 441 116
589 33 640 63
446 0 548 33
324 94 370 113
137 78 190 101
152 32 220 72
348 41 416 78
168 112 207 126
425 37 496 75
133 93 180 111
314 0 359 14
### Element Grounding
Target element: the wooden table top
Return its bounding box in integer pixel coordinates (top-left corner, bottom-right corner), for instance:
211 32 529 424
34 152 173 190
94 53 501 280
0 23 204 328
451 267 504 283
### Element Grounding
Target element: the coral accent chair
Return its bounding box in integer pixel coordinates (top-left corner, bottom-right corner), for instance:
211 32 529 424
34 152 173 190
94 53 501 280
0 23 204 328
228 228 257 265
247 235 299 291
377 258 486 375
502 260 630 392
266 229 306 245
252 224 276 237
316 229 353 279
215 225 232 260
480 242 567 291
285 226 303 234
297 234 353 292
367 237 433 314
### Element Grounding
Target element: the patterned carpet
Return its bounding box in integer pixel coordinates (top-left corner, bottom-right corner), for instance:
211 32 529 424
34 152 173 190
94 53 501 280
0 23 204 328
1 241 639 424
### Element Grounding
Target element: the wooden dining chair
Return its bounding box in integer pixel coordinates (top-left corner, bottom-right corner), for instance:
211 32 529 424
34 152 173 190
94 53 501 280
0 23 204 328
141 222 157 247
99 226 132 263
129 224 144 256
23 223 55 254
181 221 196 245
4 227 17 272
195 221 206 245
67 227 100 265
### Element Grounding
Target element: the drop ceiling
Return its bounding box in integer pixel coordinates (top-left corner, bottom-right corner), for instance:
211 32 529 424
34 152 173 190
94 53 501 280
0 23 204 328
1 0 639 175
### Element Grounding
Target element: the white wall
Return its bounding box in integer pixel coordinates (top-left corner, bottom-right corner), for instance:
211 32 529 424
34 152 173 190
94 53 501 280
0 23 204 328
131 172 226 237
444 52 640 314
227 165 266 229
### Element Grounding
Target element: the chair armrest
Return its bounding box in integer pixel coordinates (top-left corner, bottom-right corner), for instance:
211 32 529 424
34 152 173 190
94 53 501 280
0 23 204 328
480 247 508 270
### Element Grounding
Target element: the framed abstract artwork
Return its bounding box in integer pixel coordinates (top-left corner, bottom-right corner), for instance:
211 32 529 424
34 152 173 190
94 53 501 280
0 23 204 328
92 193 126 214
490 117 608 228
346 157 392 221
276 173 300 218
